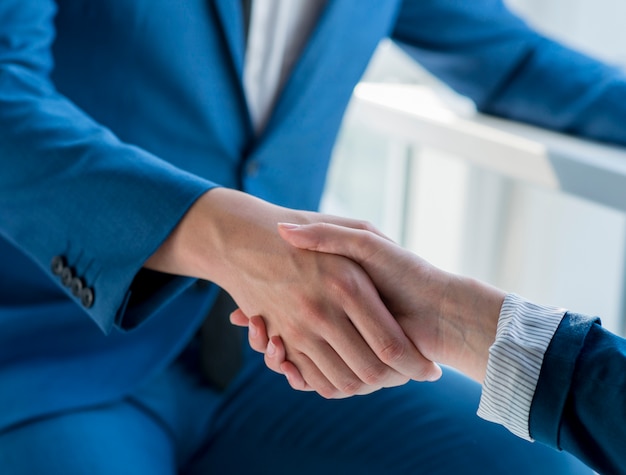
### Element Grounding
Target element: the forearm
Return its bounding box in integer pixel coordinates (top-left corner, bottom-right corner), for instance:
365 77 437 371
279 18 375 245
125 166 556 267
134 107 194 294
145 187 310 291
436 275 504 382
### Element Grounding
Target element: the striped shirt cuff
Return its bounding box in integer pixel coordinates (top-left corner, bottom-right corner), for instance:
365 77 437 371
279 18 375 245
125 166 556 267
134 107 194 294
477 294 566 440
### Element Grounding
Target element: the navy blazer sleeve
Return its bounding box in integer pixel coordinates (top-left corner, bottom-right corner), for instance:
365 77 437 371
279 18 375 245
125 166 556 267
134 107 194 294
392 0 626 146
530 313 626 474
0 2 216 333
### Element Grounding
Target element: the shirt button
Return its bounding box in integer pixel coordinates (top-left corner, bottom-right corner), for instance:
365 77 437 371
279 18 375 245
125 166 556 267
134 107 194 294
80 287 95 309
245 160 260 177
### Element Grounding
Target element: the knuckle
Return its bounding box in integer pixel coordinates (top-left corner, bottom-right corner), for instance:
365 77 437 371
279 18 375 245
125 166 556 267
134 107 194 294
378 338 408 366
339 377 363 396
360 362 389 386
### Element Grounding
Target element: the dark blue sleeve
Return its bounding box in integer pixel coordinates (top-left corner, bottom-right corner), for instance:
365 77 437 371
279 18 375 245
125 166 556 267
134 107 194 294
391 0 626 146
530 312 626 474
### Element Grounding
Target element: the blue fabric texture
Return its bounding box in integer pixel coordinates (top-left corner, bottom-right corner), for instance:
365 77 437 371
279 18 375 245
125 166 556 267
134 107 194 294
0 345 589 474
1 0 624 472
530 313 626 474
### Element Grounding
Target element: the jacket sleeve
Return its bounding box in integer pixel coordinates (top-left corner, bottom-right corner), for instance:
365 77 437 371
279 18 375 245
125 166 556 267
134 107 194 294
392 0 626 146
530 313 626 474
0 1 217 333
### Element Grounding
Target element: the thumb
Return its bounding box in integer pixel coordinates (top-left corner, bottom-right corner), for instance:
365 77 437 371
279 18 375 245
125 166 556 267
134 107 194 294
277 222 323 251
277 222 378 264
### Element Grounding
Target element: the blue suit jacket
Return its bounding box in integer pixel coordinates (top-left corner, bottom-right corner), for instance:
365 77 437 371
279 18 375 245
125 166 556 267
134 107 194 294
1 0 625 436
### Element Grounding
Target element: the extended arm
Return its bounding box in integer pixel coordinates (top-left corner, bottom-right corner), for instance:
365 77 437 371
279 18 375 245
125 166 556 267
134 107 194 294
1 1 439 396
392 0 626 146
241 223 626 474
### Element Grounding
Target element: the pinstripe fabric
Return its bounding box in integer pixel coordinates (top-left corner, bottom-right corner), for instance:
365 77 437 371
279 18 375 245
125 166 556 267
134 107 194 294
477 294 566 440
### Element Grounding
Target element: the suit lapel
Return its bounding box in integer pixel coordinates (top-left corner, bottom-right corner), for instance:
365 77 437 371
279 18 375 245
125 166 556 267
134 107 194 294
211 0 401 147
213 0 246 79
260 0 401 140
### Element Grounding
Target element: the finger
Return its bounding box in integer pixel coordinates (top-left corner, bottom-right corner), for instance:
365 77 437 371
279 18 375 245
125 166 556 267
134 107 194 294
273 338 382 394
293 332 395 397
270 329 410 395
313 215 393 242
278 222 389 263
262 335 315 392
287 349 354 399
311 311 411 389
323 265 441 383
279 223 442 382
263 335 286 375
246 314 270 353
268 336 346 394
280 360 312 392
229 308 250 327
342 284 442 383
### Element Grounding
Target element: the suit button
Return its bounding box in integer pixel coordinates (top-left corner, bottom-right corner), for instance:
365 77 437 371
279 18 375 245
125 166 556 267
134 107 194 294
245 160 260 177
60 267 74 287
80 287 95 309
50 255 66 276
70 277 84 297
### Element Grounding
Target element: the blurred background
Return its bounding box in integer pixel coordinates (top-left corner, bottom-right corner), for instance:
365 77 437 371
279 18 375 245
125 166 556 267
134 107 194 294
321 0 626 334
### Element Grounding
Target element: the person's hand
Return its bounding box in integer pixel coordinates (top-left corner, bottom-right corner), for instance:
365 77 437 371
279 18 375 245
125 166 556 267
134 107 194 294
146 188 441 398
236 222 505 388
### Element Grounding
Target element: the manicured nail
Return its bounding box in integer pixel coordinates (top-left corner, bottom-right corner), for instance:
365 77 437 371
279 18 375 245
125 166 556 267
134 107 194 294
267 340 276 356
278 222 301 230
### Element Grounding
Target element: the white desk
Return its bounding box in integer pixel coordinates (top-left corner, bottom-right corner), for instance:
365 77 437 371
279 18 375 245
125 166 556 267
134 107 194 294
351 83 626 213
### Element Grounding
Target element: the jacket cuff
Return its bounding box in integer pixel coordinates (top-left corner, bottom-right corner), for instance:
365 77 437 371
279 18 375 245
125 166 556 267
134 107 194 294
528 312 600 448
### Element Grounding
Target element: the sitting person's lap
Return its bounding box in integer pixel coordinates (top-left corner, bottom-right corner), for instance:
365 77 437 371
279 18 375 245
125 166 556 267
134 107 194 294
0 345 590 475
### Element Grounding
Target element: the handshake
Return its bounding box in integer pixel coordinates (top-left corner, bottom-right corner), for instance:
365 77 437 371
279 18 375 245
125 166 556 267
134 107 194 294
149 188 505 399
230 221 506 399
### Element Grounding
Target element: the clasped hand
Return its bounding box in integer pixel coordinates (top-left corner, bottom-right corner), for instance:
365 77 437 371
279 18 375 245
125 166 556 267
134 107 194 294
232 221 505 392
147 188 441 398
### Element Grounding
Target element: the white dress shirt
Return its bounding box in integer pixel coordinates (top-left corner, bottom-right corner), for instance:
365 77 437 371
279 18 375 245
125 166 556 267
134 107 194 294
243 0 327 133
478 294 566 440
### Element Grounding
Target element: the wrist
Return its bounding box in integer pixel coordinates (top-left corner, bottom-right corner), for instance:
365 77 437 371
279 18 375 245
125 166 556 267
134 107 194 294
145 188 263 282
439 274 505 382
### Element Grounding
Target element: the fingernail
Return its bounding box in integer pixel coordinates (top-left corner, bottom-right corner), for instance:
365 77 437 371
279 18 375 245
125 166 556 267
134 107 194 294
249 321 258 338
278 222 300 230
267 340 276 356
